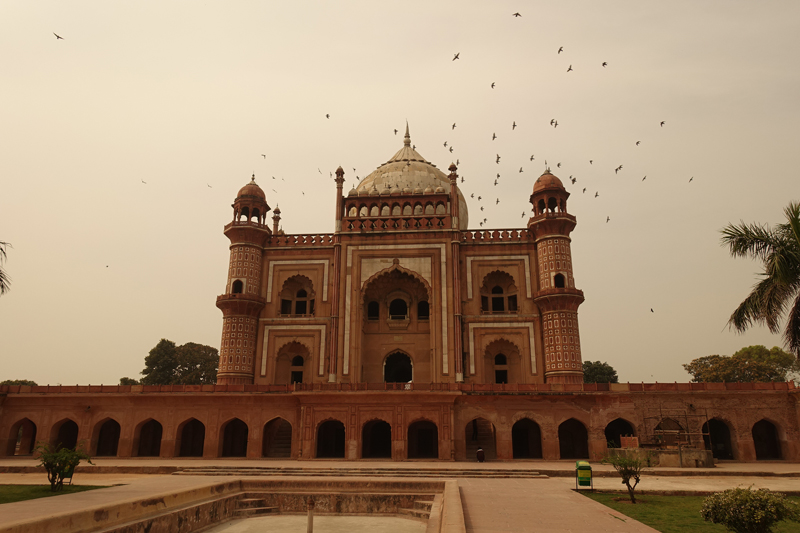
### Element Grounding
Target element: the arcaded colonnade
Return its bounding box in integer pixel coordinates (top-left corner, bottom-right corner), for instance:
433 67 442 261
2 383 797 463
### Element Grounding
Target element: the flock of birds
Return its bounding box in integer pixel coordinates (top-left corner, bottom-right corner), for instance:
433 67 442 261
52 10 694 231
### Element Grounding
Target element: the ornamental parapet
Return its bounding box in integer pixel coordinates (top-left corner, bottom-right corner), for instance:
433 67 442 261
268 234 334 247
2 381 795 395
533 287 585 312
342 216 450 232
461 228 530 243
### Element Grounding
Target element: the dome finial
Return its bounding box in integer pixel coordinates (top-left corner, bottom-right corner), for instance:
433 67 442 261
404 121 411 147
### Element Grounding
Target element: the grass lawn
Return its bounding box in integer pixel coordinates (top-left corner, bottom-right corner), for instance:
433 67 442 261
0 485 103 505
582 492 800 533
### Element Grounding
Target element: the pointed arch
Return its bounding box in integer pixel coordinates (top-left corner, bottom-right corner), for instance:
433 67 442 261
134 418 162 457
316 418 346 458
484 338 522 384
263 417 292 458
512 418 542 459
407 418 439 459
176 418 205 457
220 417 248 457
558 418 589 459
362 418 392 459
465 417 496 461
6 418 37 456
361 263 432 300
275 341 311 385
480 270 518 314
92 418 121 457
50 418 79 451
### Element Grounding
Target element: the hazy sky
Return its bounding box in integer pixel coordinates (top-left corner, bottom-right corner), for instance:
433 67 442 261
1 1 798 385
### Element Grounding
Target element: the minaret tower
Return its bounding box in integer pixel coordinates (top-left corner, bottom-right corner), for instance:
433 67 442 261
216 175 271 385
528 170 585 384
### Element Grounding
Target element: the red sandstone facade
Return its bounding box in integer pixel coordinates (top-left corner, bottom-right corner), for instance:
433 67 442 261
1 130 798 463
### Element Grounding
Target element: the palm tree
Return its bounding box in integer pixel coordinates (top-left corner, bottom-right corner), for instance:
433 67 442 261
0 241 10 295
721 202 800 357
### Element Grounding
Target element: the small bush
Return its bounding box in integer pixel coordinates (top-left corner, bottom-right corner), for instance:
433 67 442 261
602 452 646 504
34 441 93 492
701 487 800 533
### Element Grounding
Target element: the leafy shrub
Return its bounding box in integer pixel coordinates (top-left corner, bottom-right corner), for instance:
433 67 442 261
701 487 799 533
34 441 93 492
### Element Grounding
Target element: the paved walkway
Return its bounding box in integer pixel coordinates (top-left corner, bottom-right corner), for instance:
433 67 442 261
2 459 799 532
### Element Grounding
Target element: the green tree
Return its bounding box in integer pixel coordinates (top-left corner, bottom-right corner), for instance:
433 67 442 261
0 241 11 295
137 339 218 385
683 345 799 383
34 441 93 492
582 361 619 383
1 379 38 386
119 377 139 385
721 202 800 358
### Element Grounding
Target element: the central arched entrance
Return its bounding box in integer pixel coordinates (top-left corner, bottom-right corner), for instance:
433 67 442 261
95 419 121 457
362 420 392 458
465 418 496 461
316 420 345 458
384 352 413 383
558 419 589 459
177 419 205 457
221 418 248 457
703 419 734 460
512 418 542 459
407 420 438 459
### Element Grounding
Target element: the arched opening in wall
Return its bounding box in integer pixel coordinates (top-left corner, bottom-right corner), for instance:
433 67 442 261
537 199 546 215
480 271 518 314
362 420 392 459
547 197 558 213
389 298 408 319
136 420 163 457
177 419 205 457
407 420 438 459
239 206 250 221
274 342 310 385
279 275 315 316
702 419 734 460
558 419 589 459
417 300 429 320
94 419 121 457
654 418 684 447
367 301 380 320
252 208 261 223
262 418 292 458
221 418 248 457
752 420 781 460
512 418 543 459
232 279 244 294
465 418 496 461
384 352 413 383
50 419 78 451
316 420 345 458
605 419 635 449
554 273 566 288
484 339 522 385
6 418 37 456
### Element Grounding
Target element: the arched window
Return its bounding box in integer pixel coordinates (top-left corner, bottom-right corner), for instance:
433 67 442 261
367 301 380 320
537 199 546 215
290 356 304 384
554 274 565 288
417 301 429 320
279 276 315 316
481 272 518 314
389 298 408 319
232 280 244 294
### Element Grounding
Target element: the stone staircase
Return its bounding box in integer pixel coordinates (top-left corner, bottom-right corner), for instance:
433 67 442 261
466 418 497 461
399 499 434 520
234 496 279 517
264 420 292 458
174 466 547 479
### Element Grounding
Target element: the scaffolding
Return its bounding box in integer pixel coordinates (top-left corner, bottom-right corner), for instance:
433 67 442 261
640 404 711 450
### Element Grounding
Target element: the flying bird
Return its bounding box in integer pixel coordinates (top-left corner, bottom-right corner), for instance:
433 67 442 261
394 129 398 135
318 168 322 174
478 196 482 201
453 52 460 61
521 212 526 218
494 179 498 186
689 177 693 182
512 121 517 130
491 82 495 88
557 162 561 168
449 146 453 153
550 119 555 125
589 160 593 164
583 188 587 193
53 33 64 39
326 114 330 119
471 193 474 198
558 46 563 54
461 176 464 183
519 167 523 173
480 206 484 211
141 180 147 184
570 176 576 184
595 192 599 197
492 133 496 140
261 154 266 158
553 120 558 128
606 216 610 223
452 123 456 129
513 12 521 17
207 183 212 188
567 65 573 72
642 176 647 181
496 198 500 205
636 141 641 146
660 121 665 127
651 308 654 313
530 155 535 161
496 155 500 164
444 141 448 147
457 159 460 165
602 62 607 67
